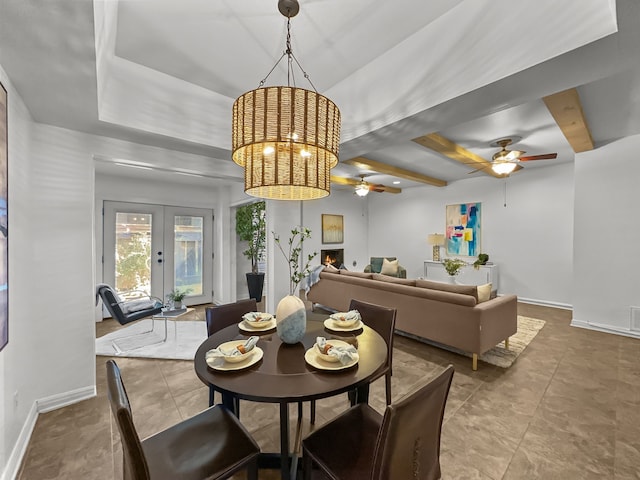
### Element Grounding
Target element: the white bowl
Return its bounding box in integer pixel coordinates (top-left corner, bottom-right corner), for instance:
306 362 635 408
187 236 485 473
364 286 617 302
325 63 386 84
219 340 253 363
316 343 340 363
244 312 273 326
330 314 359 327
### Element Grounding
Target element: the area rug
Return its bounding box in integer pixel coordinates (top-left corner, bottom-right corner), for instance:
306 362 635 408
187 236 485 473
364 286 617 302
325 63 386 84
397 315 546 368
95 320 207 360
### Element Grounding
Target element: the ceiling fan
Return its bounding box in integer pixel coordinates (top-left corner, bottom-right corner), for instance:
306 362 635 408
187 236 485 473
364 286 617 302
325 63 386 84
330 175 402 195
488 137 557 175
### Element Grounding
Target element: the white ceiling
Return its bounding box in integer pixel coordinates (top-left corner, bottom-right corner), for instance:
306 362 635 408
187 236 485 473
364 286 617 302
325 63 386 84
2 0 640 193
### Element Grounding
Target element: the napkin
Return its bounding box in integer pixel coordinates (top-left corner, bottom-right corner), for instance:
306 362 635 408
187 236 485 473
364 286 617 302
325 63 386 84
316 337 358 365
242 312 272 323
329 310 361 323
206 336 259 361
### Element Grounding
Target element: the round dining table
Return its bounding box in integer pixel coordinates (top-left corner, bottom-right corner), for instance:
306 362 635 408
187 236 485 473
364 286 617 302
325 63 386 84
194 311 387 480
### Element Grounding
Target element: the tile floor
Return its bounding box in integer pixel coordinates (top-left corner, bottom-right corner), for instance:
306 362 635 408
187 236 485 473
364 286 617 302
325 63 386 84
16 303 640 479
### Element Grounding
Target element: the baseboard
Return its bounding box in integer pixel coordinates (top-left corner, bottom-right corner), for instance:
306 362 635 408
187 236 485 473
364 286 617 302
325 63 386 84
37 385 96 413
517 296 572 310
2 401 37 480
1 386 96 480
571 318 640 339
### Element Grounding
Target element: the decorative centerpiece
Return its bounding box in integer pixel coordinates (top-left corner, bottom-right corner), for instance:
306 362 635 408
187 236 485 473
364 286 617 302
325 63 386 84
167 288 191 309
473 253 489 270
443 258 466 284
273 227 317 344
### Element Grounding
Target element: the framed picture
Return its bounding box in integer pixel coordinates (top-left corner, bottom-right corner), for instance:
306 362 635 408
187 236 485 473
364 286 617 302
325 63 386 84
322 214 343 244
0 81 7 352
446 202 481 257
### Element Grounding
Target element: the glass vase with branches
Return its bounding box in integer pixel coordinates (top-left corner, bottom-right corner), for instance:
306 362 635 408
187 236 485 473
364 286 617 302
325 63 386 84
272 227 318 295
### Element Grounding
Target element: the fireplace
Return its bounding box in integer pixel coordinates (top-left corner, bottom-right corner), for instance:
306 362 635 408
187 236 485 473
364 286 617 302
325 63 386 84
321 248 344 268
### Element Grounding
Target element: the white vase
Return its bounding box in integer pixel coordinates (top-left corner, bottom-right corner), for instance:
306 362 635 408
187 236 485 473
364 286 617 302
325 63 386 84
275 295 307 344
447 275 457 284
173 300 182 309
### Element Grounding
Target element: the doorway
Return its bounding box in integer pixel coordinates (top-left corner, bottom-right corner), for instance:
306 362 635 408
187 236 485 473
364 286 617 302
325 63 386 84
103 201 213 307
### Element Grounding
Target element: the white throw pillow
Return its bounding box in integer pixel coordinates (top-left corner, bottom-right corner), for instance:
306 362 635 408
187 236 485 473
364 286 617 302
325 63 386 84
477 283 492 303
380 258 399 276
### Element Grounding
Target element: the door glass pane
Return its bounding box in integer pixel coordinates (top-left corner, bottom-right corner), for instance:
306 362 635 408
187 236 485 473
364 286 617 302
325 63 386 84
174 216 203 296
115 212 152 298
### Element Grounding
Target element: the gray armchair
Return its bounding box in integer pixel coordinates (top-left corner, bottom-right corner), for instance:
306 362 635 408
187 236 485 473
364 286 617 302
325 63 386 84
364 256 407 278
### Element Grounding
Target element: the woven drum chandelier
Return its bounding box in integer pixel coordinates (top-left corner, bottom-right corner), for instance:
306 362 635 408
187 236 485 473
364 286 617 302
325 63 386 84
232 0 341 200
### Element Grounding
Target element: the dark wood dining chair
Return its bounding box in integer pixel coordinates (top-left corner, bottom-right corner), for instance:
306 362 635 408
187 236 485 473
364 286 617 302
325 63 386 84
302 364 454 480
106 359 260 480
310 299 397 424
205 298 257 409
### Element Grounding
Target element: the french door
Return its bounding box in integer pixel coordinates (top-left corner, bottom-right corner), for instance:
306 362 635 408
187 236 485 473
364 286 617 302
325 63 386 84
103 201 213 306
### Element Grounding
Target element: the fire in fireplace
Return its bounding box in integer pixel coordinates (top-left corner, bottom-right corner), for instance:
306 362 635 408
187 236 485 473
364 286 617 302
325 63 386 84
320 248 344 268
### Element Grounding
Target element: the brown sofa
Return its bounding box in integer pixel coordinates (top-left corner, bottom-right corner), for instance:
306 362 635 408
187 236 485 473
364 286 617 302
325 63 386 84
306 270 517 370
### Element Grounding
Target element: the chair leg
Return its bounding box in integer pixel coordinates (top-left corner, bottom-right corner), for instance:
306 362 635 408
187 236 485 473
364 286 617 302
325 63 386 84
247 456 259 480
385 373 392 405
208 385 215 407
310 400 316 425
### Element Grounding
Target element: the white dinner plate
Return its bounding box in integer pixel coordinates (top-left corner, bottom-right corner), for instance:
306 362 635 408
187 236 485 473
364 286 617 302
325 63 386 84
238 318 277 332
323 318 364 332
206 341 264 371
304 340 359 371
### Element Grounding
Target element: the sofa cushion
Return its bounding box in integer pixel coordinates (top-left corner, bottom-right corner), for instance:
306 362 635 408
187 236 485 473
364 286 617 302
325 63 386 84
416 279 479 300
341 270 373 279
477 283 492 303
380 258 399 276
372 273 416 286
369 256 396 273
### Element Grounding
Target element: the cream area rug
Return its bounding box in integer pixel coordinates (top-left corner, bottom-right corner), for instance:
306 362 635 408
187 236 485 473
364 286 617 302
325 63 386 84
95 320 207 360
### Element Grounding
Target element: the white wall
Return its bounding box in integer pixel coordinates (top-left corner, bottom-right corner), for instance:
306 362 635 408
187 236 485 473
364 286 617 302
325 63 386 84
367 162 575 307
573 135 640 337
1 64 97 480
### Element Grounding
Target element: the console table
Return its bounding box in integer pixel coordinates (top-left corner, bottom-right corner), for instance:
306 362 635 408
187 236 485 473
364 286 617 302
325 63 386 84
424 260 499 291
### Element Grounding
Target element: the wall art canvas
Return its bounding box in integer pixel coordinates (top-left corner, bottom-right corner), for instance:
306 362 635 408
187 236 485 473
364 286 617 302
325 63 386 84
321 214 343 244
0 81 7 351
446 202 480 257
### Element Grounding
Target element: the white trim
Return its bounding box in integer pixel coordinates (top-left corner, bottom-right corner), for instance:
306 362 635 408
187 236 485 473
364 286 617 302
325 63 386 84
1 386 96 480
571 318 640 340
2 402 37 480
517 296 572 310
37 386 96 413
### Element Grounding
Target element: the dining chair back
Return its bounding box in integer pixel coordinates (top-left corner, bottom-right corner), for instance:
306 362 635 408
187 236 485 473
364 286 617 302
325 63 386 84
205 298 257 336
205 298 257 408
350 299 397 405
302 365 454 480
106 360 260 480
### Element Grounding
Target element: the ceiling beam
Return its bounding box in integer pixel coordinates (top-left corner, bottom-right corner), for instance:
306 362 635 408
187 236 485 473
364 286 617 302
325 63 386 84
330 175 402 194
412 133 504 178
543 88 594 153
342 157 447 187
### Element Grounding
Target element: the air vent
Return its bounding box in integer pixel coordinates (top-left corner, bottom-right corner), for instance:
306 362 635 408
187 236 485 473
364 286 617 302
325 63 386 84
631 306 640 332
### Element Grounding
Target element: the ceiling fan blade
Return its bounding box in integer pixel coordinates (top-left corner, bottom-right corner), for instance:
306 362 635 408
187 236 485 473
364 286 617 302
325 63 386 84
330 175 401 194
519 153 557 162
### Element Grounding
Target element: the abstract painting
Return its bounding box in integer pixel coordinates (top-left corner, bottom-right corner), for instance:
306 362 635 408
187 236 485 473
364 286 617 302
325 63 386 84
321 214 343 244
446 203 481 257
0 81 7 351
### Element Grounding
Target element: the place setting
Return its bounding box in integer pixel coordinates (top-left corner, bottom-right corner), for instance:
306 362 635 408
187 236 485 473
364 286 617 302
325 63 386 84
304 336 359 371
205 336 264 371
238 311 276 333
323 309 364 333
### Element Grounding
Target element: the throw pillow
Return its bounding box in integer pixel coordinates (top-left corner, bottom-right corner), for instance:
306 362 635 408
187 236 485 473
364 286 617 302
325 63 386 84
324 264 339 272
380 258 399 276
477 283 493 303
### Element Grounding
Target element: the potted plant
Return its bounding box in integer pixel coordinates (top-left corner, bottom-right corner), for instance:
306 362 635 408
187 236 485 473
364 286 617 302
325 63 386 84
443 258 466 283
235 201 266 301
167 287 191 309
272 227 318 344
473 253 489 270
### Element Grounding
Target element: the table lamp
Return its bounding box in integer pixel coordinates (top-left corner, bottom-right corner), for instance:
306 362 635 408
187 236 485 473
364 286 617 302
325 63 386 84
427 233 445 261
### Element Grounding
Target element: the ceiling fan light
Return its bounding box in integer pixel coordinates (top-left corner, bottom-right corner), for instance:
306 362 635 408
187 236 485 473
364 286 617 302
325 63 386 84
355 182 369 197
492 161 517 175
